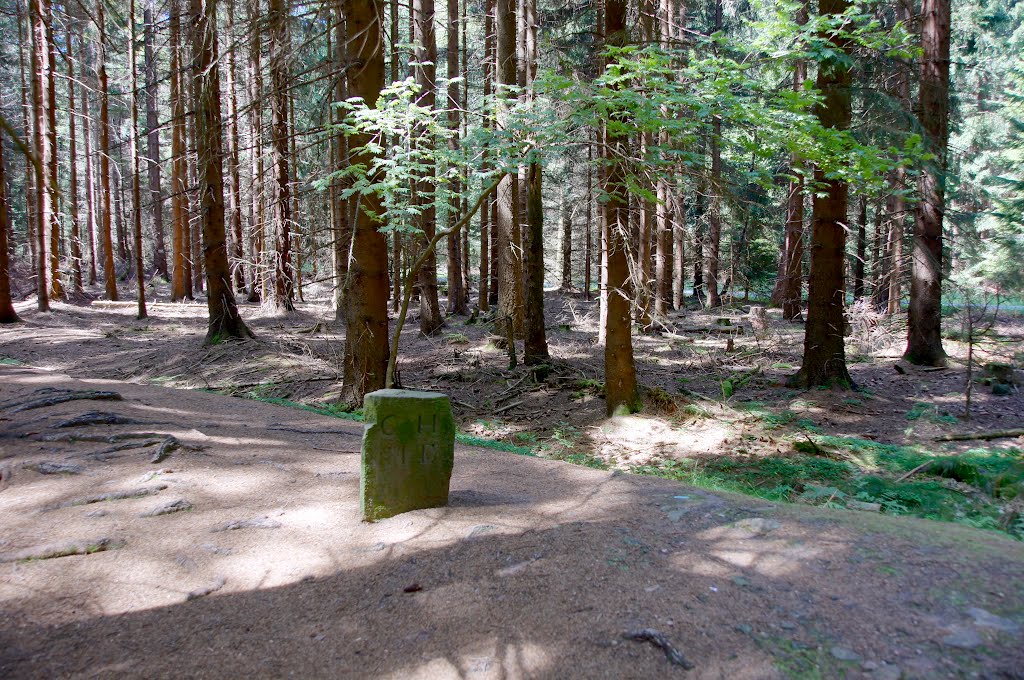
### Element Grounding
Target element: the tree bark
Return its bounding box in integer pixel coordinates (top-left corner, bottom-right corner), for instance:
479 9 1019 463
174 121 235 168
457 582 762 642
560 192 572 290
340 0 391 404
780 171 805 319
332 0 352 319
190 0 252 343
43 0 62 302
247 0 265 302
128 0 149 319
169 0 190 301
224 0 245 292
144 0 168 279
445 0 467 315
79 40 98 286
267 0 295 311
30 0 56 310
522 0 548 363
65 29 83 294
16 0 38 282
478 0 494 312
705 0 723 309
495 0 521 354
904 0 949 366
853 195 867 299
0 128 21 323
672 193 685 309
412 0 444 333
789 0 853 389
603 0 638 414
185 88 202 293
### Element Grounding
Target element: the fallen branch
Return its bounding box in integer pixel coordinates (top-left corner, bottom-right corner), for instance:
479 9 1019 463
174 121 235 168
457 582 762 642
934 429 1024 442
494 399 525 415
895 460 933 483
623 628 695 670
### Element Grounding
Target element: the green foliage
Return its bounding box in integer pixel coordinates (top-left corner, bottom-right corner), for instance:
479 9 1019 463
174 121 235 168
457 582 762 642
629 438 1024 540
905 402 959 425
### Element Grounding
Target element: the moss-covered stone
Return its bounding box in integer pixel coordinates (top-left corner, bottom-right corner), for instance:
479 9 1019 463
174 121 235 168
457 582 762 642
360 389 455 521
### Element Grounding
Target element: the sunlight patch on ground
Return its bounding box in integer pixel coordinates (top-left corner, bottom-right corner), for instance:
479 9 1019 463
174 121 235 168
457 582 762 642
591 414 734 467
674 532 823 579
384 639 551 680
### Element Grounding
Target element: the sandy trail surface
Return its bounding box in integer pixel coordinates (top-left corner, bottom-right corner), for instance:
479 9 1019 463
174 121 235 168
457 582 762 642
1 364 1022 679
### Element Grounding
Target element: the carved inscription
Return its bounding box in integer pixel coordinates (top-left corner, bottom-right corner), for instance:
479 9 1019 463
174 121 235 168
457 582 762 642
360 389 456 521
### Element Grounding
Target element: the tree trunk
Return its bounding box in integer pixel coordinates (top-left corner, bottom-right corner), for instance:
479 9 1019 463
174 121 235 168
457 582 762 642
478 0 494 312
288 84 303 303
692 192 704 303
267 0 295 311
0 128 21 323
186 90 202 293
128 0 149 319
705 0 723 309
522 0 548 363
789 0 853 389
603 0 638 415
905 0 949 366
169 0 189 301
584 136 592 301
853 194 867 299
332 0 351 319
65 29 83 294
30 0 53 310
560 192 572 290
780 171 805 319
672 194 685 309
43 0 62 302
79 40 99 286
247 0 265 302
224 0 245 292
340 0 391 404
495 0 521 354
16 0 38 283
144 0 168 279
413 0 444 333
655 177 672 315
446 0 467 315
190 0 252 343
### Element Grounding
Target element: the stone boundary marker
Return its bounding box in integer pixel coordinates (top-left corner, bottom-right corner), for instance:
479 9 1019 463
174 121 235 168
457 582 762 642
360 389 456 521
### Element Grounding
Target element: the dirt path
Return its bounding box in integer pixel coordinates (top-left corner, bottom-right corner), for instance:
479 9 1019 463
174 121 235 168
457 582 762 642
1 364 1022 679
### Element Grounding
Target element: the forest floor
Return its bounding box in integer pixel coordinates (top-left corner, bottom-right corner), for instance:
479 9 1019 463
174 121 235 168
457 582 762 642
1 284 1023 677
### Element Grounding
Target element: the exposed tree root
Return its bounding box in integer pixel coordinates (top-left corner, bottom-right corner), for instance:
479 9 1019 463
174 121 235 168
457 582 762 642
0 537 123 563
50 485 168 510
187 576 227 600
55 411 144 428
40 431 203 463
29 461 86 475
5 388 124 413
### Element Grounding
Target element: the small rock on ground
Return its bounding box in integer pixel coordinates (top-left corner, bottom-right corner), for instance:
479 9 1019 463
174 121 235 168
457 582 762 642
942 626 983 649
830 646 862 662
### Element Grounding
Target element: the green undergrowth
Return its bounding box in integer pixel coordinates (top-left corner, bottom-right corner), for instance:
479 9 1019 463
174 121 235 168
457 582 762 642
632 437 1024 541
216 389 1023 539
